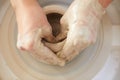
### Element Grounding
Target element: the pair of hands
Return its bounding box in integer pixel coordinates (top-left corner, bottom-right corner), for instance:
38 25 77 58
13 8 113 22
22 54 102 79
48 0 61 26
12 0 105 66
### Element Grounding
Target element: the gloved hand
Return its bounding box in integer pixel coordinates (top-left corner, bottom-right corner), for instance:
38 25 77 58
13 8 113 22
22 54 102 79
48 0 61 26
56 0 105 62
11 0 65 66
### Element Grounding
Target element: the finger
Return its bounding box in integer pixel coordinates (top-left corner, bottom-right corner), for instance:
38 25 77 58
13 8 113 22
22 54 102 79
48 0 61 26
43 33 56 43
57 25 92 62
43 39 66 53
17 28 65 66
33 29 65 66
17 30 37 51
41 24 57 43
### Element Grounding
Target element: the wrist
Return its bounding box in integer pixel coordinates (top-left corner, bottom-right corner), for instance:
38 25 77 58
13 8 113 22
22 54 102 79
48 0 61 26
98 0 112 8
10 0 38 10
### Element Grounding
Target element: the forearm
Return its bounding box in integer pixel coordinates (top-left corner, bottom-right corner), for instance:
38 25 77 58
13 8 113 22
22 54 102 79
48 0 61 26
99 0 112 8
10 0 38 9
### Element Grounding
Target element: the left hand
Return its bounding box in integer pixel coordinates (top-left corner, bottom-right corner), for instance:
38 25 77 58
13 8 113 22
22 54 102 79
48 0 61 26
11 0 65 66
56 0 105 62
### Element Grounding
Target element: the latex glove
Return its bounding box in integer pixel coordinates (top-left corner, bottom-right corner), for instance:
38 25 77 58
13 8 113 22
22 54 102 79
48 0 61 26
11 0 65 66
57 0 105 62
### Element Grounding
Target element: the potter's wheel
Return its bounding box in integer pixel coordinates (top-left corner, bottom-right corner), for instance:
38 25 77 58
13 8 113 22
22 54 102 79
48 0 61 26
0 0 120 80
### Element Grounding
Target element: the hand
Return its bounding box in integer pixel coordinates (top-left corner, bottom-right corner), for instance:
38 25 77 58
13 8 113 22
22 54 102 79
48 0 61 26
11 0 65 66
57 0 105 62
